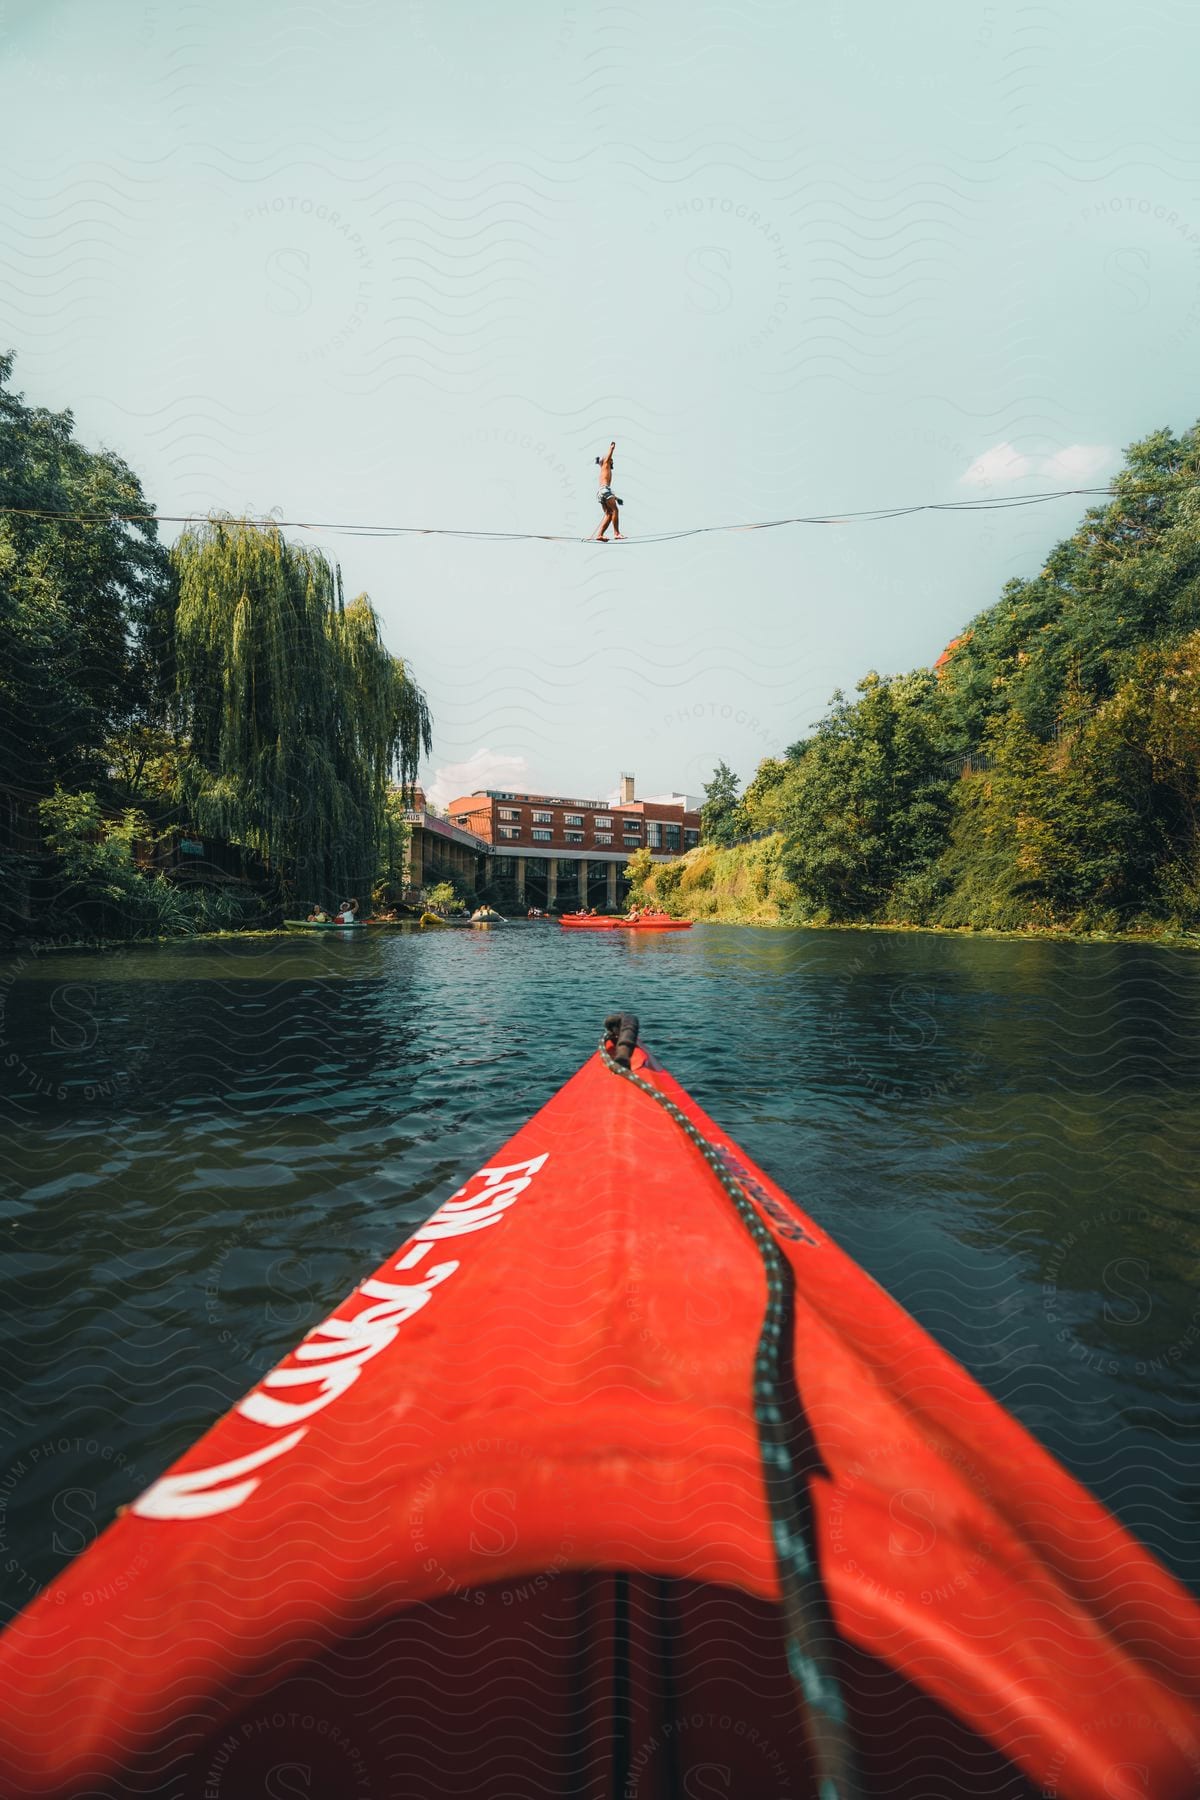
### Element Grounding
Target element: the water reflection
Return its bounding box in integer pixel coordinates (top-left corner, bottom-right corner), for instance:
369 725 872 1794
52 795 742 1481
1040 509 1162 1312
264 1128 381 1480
1 924 1198 1613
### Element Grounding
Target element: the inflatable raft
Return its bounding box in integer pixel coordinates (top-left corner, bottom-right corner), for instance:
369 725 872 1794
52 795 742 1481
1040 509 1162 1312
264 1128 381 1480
0 1020 1197 1799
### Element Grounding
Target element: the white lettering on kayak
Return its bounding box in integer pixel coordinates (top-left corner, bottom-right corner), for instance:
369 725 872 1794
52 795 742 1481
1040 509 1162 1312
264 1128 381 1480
133 1429 308 1520
238 1261 460 1428
132 1154 548 1520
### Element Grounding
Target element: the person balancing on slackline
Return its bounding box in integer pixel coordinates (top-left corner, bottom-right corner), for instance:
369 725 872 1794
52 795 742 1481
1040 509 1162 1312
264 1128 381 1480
594 441 623 540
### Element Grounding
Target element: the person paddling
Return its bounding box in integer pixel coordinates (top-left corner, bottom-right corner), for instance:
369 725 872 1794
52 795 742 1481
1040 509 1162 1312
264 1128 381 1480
595 441 622 540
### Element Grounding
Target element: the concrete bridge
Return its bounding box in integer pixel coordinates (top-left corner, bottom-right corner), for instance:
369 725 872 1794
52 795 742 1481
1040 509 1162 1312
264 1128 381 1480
403 809 491 892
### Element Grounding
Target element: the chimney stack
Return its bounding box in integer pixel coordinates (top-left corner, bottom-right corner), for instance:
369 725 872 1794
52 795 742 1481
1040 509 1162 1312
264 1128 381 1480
620 772 636 804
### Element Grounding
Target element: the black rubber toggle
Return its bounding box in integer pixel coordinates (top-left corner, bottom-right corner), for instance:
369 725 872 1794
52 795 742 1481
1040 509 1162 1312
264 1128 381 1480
604 1013 640 1068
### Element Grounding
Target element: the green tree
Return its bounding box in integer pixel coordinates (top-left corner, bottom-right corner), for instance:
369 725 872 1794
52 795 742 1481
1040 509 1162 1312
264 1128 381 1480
104 721 180 805
39 788 153 911
423 861 476 910
374 786 412 907
425 880 464 914
0 353 173 795
939 423 1200 745
689 422 1200 931
924 425 1200 928
741 757 791 835
171 518 431 901
624 845 654 903
38 787 266 938
932 711 1152 931
700 760 748 846
781 672 952 917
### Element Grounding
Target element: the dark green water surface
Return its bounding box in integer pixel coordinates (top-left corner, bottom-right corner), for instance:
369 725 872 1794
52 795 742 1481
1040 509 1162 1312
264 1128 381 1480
1 924 1198 1620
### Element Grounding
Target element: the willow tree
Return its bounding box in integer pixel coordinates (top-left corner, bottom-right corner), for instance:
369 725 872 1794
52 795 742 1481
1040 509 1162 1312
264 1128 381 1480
171 518 431 901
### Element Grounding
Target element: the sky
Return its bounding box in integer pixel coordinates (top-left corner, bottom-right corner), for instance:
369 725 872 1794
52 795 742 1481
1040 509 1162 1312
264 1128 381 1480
3 0 1200 807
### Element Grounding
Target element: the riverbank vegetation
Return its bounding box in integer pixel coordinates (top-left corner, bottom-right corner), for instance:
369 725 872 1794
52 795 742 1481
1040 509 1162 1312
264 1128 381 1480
681 424 1200 937
627 837 797 923
0 356 429 940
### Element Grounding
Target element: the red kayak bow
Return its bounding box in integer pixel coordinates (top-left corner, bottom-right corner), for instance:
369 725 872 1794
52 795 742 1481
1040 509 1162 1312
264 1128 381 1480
1 1023 1197 1799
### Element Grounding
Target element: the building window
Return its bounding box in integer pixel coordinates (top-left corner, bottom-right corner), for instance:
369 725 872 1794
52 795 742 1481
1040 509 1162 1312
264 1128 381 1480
621 821 640 834
532 810 552 824
500 827 521 840
565 831 584 843
684 828 699 849
532 828 552 842
593 816 612 829
645 821 662 848
665 823 681 852
499 808 520 821
564 813 583 826
594 832 612 844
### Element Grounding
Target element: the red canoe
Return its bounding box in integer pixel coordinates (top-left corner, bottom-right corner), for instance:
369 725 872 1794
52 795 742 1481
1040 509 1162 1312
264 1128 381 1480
1 1023 1198 1799
560 911 693 930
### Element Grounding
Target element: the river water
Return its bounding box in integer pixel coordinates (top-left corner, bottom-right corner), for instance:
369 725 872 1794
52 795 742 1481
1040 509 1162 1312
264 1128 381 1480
1 923 1198 1623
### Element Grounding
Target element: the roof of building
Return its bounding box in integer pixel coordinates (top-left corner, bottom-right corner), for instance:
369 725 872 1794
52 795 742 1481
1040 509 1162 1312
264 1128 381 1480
450 789 699 816
404 811 492 852
453 790 620 811
643 791 705 812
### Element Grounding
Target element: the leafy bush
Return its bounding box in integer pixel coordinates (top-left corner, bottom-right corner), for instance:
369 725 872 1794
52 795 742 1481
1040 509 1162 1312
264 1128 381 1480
37 789 266 938
424 862 476 910
40 789 154 919
636 835 798 924
623 847 654 905
425 880 464 913
680 849 716 891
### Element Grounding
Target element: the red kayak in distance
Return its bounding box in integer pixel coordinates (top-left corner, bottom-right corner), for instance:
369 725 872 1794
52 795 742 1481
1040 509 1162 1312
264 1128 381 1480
0 1021 1197 1799
560 910 693 930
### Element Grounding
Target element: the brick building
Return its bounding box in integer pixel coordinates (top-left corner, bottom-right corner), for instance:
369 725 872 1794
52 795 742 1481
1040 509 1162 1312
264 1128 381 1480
448 774 701 910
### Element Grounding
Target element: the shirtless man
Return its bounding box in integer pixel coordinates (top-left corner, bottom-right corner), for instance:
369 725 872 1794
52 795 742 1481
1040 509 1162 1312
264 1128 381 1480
595 441 622 540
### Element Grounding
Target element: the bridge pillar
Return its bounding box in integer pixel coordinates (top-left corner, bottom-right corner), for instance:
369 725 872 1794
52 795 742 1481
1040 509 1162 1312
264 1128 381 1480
607 864 617 909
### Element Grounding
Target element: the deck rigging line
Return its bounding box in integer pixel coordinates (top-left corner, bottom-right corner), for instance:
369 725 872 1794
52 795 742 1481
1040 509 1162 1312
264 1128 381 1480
600 1014 864 1800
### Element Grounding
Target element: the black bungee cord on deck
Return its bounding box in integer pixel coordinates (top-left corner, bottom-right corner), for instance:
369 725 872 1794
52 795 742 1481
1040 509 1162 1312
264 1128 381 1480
599 1013 862 1800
